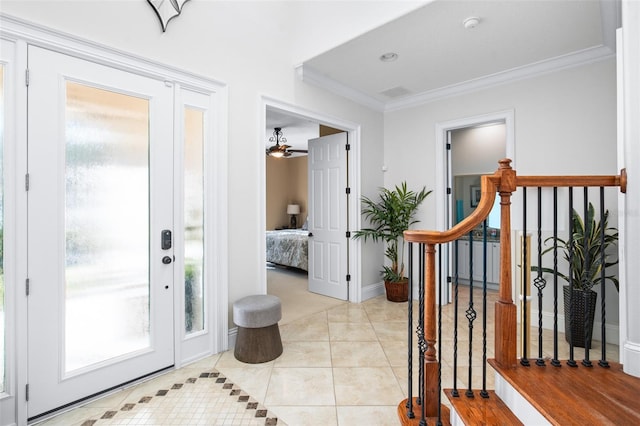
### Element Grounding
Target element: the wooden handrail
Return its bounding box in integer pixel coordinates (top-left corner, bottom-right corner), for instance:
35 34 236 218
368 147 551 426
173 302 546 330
516 170 626 192
404 174 497 245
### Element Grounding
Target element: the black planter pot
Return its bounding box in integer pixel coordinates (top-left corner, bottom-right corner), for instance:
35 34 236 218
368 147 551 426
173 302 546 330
563 286 597 348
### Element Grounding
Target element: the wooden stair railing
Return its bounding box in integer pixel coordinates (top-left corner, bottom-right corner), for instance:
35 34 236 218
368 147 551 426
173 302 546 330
397 158 627 425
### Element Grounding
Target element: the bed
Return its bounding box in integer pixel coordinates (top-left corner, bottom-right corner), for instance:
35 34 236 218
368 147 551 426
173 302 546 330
266 229 309 271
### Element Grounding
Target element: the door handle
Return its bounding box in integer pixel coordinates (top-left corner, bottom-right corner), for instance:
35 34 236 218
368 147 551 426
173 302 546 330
162 256 172 264
308 232 313 237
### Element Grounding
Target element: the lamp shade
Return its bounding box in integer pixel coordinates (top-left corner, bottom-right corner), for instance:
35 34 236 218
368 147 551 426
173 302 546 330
287 204 300 215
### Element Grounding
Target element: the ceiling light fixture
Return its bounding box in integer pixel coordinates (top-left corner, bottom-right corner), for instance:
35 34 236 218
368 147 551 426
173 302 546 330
463 17 480 29
379 52 398 62
266 127 291 157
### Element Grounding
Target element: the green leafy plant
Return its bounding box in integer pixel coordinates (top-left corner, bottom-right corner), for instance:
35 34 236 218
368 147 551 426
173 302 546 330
533 202 619 292
353 182 431 282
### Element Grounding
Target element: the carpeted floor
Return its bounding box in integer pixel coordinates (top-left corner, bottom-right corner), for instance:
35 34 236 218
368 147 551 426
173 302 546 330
266 266 346 325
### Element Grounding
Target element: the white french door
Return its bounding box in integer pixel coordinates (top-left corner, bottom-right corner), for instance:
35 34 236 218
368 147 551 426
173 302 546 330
27 46 175 418
307 133 348 300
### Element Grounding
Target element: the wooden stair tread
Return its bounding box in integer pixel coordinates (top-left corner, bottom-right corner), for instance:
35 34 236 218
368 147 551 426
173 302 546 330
397 398 451 426
444 389 523 426
489 359 640 425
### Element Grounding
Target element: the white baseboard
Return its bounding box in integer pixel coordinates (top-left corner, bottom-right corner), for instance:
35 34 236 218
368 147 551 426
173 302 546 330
361 281 385 301
622 341 640 377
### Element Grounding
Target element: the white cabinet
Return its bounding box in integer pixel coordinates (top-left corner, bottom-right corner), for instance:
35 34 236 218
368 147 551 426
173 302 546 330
455 239 500 287
455 240 470 280
472 241 485 282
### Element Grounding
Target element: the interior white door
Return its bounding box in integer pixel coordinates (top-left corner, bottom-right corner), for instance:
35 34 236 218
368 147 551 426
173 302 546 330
27 46 174 419
307 133 348 300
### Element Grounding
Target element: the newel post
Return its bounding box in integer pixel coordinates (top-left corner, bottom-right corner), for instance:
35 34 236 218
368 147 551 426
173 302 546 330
422 243 440 417
495 159 518 368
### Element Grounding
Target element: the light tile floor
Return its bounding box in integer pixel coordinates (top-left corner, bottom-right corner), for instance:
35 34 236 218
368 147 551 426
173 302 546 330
38 288 618 426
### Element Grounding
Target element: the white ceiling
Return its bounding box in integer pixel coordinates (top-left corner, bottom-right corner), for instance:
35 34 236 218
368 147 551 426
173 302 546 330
299 0 619 111
267 0 620 152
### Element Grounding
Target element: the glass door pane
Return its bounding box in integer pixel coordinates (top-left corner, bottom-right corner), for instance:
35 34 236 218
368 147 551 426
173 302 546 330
184 107 204 334
65 82 150 372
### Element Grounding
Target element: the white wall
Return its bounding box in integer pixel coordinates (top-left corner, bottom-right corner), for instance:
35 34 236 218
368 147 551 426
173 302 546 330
0 1 412 321
451 124 506 175
384 58 617 230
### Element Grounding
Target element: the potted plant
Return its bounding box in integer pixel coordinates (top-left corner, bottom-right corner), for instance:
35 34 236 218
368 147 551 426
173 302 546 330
353 182 431 302
533 202 619 347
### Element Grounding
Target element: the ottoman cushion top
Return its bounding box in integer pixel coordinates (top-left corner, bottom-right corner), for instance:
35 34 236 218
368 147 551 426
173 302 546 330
233 294 282 328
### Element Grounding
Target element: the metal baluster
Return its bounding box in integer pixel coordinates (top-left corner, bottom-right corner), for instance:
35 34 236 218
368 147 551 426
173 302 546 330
451 240 460 398
552 187 561 367
418 243 426 422
535 187 547 367
437 247 444 425
466 231 476 398
406 242 415 418
582 187 593 367
481 221 489 398
567 188 577 367
598 187 610 369
521 187 530 367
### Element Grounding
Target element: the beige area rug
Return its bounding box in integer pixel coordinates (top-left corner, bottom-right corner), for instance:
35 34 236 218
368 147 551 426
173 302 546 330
266 267 346 325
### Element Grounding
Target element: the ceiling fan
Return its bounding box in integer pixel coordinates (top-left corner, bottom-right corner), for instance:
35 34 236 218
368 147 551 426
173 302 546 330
265 127 307 157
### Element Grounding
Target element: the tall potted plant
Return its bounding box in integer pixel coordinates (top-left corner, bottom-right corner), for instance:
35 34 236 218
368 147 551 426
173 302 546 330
533 202 618 347
353 182 431 302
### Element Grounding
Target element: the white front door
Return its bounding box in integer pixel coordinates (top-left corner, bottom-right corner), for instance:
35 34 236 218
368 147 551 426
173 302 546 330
27 46 174 419
307 133 348 300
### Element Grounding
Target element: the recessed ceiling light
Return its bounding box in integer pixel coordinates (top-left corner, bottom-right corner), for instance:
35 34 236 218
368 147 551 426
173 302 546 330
379 52 398 62
463 17 480 29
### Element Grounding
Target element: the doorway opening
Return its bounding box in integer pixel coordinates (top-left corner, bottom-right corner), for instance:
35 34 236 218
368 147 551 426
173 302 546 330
261 99 362 320
435 110 514 303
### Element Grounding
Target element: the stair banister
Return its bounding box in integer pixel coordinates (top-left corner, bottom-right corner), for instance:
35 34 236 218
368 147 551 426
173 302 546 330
399 158 628 425
403 160 514 419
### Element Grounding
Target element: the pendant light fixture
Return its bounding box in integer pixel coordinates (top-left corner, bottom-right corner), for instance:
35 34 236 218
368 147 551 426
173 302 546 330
266 127 291 157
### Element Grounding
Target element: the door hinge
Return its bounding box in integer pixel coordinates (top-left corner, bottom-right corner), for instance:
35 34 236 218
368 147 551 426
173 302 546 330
25 173 30 191
26 384 29 401
345 143 351 151
345 231 351 238
446 143 451 150
25 68 30 87
447 276 452 283
346 274 351 282
345 187 351 194
26 278 30 296
447 187 452 195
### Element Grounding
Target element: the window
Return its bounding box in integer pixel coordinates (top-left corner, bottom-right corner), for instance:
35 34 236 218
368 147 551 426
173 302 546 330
184 107 204 334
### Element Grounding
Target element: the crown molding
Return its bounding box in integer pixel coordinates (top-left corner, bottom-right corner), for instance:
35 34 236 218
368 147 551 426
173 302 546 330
298 43 614 114
385 44 615 112
295 64 385 112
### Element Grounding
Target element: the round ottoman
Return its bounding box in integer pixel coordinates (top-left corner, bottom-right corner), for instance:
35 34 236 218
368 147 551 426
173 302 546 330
233 294 283 363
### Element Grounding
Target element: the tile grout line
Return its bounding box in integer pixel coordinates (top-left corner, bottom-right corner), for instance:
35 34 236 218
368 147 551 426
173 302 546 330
77 369 281 426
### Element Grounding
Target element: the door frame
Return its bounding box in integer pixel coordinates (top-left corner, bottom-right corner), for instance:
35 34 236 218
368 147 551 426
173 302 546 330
0 16 229 425
260 97 362 303
435 109 515 303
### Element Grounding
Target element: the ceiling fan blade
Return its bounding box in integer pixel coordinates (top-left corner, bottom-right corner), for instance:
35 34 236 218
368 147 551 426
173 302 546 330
287 149 308 153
